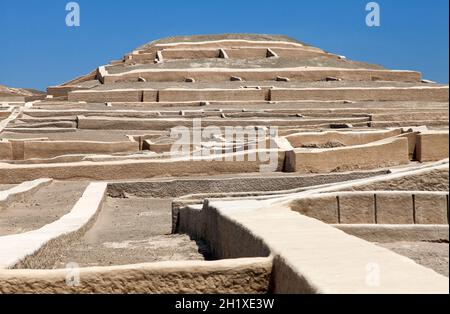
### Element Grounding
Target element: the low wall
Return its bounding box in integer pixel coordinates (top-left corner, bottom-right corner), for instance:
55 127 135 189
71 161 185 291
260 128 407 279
68 86 448 103
416 131 449 162
224 47 268 59
176 202 271 259
398 132 419 160
0 141 12 160
0 111 10 119
285 137 410 173
289 191 449 224
138 39 312 54
335 225 449 243
76 116 369 130
0 183 106 269
68 89 143 102
107 170 388 199
102 68 421 84
285 129 401 148
69 87 267 103
179 199 449 293
47 86 85 98
22 140 139 160
156 89 269 102
271 87 449 102
0 178 52 211
0 96 25 102
150 40 310 52
0 258 272 293
161 48 220 60
1 140 139 160
128 52 157 63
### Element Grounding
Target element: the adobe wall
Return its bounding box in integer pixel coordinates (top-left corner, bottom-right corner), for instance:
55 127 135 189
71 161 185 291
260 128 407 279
161 48 220 60
7 139 48 161
0 257 272 294
371 112 449 122
398 132 419 160
271 87 449 102
156 89 269 102
223 47 268 59
285 129 402 148
0 108 22 133
416 131 449 162
289 191 449 224
285 137 410 173
180 199 449 293
0 150 285 184
108 170 388 199
76 115 369 130
47 86 83 98
158 47 329 61
68 89 143 102
0 111 10 119
370 120 449 128
143 140 176 153
335 225 449 243
21 107 448 119
176 202 272 259
0 141 12 160
128 52 157 63
0 178 52 211
22 140 139 160
0 183 106 269
0 96 25 102
102 68 421 84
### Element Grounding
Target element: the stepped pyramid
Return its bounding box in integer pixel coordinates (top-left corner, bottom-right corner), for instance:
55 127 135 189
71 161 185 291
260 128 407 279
0 34 448 294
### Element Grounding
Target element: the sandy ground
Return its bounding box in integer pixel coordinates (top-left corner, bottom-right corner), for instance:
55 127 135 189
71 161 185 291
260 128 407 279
47 197 206 268
91 80 434 90
0 181 88 236
378 241 449 277
0 184 15 191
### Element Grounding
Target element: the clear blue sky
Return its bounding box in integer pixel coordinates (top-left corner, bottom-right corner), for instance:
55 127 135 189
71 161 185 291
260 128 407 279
0 0 448 91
